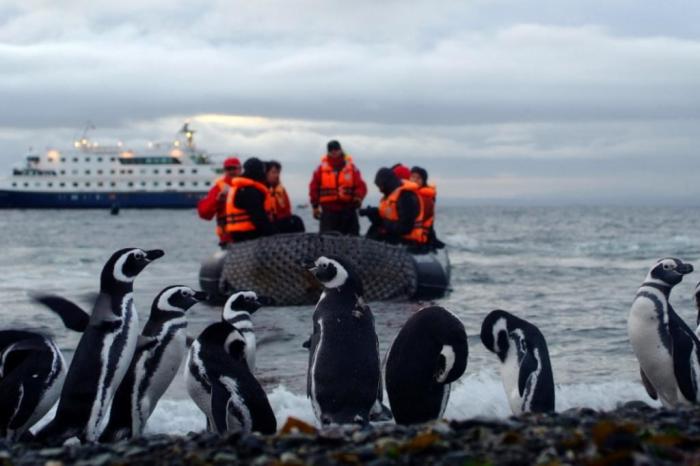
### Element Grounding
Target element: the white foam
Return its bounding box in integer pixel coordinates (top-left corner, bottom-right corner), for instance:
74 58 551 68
34 371 661 436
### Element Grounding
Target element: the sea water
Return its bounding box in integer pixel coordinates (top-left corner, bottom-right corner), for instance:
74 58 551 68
3 205 699 433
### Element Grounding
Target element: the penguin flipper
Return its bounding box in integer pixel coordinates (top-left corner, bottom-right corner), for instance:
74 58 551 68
669 311 700 402
640 367 658 400
210 381 230 434
31 293 90 332
137 335 159 352
517 350 538 398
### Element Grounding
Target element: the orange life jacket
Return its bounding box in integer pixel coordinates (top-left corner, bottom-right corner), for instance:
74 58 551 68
378 181 428 244
269 184 291 220
417 184 436 229
214 176 233 239
224 177 274 235
319 155 357 204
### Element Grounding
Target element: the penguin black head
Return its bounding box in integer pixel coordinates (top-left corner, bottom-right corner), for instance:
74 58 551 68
646 257 693 287
101 248 165 288
307 255 363 294
223 291 263 321
480 310 513 362
153 286 208 314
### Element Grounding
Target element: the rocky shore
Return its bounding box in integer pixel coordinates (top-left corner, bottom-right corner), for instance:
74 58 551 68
4 402 700 465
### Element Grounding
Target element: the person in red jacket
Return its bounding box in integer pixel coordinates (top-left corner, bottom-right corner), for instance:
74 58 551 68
266 160 305 233
308 140 367 235
197 157 241 246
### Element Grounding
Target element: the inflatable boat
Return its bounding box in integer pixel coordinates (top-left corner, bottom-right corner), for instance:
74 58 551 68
199 233 450 305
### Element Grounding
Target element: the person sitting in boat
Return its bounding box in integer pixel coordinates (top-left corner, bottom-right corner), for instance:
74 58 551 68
308 140 367 236
360 167 428 249
410 166 444 249
197 156 242 246
223 157 277 244
391 163 411 181
266 160 305 233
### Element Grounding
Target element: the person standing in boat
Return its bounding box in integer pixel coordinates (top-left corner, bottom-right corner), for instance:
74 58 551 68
266 160 305 233
308 140 367 235
360 167 428 249
223 157 277 244
197 156 242 246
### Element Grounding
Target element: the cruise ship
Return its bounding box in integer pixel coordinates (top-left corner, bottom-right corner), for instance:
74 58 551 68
0 124 220 208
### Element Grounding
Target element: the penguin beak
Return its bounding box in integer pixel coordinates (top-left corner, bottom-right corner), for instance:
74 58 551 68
193 291 209 302
257 295 276 306
678 263 694 274
145 249 165 262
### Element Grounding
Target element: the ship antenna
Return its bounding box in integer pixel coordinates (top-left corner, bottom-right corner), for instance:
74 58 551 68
82 121 96 140
179 121 196 149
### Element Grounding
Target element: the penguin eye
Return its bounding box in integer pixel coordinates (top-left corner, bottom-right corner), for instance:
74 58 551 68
663 263 674 270
134 251 146 260
182 289 193 297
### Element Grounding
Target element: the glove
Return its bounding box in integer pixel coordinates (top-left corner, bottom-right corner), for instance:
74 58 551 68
312 206 321 220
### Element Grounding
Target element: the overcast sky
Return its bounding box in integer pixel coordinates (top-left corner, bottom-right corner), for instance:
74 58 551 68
1 0 699 203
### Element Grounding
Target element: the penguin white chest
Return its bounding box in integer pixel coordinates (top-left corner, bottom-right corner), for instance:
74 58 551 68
628 296 677 406
499 345 523 415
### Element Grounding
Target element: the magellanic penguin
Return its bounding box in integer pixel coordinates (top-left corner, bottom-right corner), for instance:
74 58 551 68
481 310 555 414
384 306 468 425
694 281 700 333
305 255 382 426
35 247 164 444
186 291 270 431
222 291 268 372
0 330 66 441
628 257 700 408
99 286 208 441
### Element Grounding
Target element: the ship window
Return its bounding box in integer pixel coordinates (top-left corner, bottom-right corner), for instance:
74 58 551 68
97 169 103 175
192 169 198 174
48 182 53 187
73 182 79 187
85 158 91 162
97 157 103 162
141 181 147 187
73 158 78 163
153 181 159 187
61 158 66 162
11 182 16 187
60 170 66 175
192 181 198 187
179 181 185 187
60 182 65 187
85 170 91 175
166 181 172 187
166 169 172 174
23 182 29 187
110 182 116 187
97 182 104 187
128 182 134 187
153 169 159 174
110 157 116 162
128 170 133 174
85 182 91 187
110 170 116 175
179 169 185 174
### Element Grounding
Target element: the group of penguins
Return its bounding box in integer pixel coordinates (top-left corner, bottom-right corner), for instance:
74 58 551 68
1 249 699 445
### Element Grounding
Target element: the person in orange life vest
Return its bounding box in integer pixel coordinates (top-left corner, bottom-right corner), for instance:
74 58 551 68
410 166 444 249
391 163 411 181
360 167 427 246
224 157 277 244
265 160 305 233
197 156 241 245
308 140 367 235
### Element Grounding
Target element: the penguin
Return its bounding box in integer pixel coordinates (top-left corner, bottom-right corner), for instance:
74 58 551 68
384 306 468 425
628 257 700 408
185 291 267 431
304 255 382 425
481 310 555 414
0 331 66 441
694 281 700 331
99 286 208 441
222 291 264 371
188 322 276 435
34 247 164 443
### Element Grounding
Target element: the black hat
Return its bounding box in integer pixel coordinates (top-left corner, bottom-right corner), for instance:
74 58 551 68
411 166 428 184
327 140 342 152
243 157 266 182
